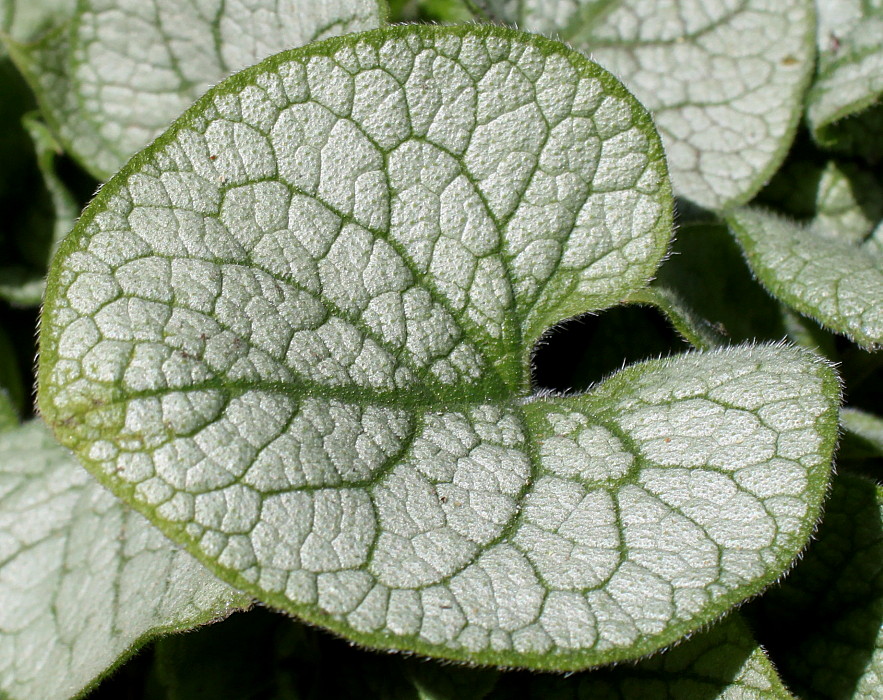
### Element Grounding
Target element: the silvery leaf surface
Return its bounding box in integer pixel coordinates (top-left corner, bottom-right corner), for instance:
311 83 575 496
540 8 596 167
487 0 816 211
38 25 839 670
807 0 883 158
728 207 883 350
6 0 385 179
0 419 250 700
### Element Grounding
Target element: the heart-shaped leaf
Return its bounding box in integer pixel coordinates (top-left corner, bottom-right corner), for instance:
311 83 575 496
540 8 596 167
38 25 839 670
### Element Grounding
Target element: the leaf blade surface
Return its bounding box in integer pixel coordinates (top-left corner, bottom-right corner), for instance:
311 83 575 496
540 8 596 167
728 207 883 350
37 25 839 670
0 420 250 700
489 0 816 210
7 0 385 178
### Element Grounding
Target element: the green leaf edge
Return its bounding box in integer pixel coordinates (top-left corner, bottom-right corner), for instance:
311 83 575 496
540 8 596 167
726 207 883 351
720 0 817 210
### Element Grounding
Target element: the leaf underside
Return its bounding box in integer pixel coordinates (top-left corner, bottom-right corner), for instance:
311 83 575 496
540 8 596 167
0 420 249 700
38 25 838 670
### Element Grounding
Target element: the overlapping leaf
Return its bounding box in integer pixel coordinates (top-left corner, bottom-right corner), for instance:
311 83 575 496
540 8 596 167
6 0 385 179
728 207 883 350
0 419 250 700
485 0 816 211
38 25 839 670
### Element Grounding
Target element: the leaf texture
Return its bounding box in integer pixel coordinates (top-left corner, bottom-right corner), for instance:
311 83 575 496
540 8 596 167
0 420 250 700
489 0 816 210
38 25 839 669
728 207 883 350
7 0 385 179
808 1 883 158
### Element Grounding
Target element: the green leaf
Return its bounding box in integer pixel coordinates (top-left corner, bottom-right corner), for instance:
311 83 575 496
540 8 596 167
0 0 76 43
728 207 883 350
807 5 883 160
38 25 839 670
0 419 250 700
761 154 883 244
6 0 385 180
486 614 793 699
809 161 883 243
489 0 816 211
748 474 883 700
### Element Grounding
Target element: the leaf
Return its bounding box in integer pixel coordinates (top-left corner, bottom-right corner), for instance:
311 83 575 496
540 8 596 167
38 25 839 669
760 153 883 244
0 419 250 700
487 0 816 211
748 474 883 700
485 613 794 699
807 7 883 160
0 377 19 432
809 161 883 243
728 207 883 350
6 0 386 180
0 0 76 43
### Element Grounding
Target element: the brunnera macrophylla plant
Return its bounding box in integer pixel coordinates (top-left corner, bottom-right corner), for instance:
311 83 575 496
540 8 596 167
32 17 842 685
0 0 881 698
